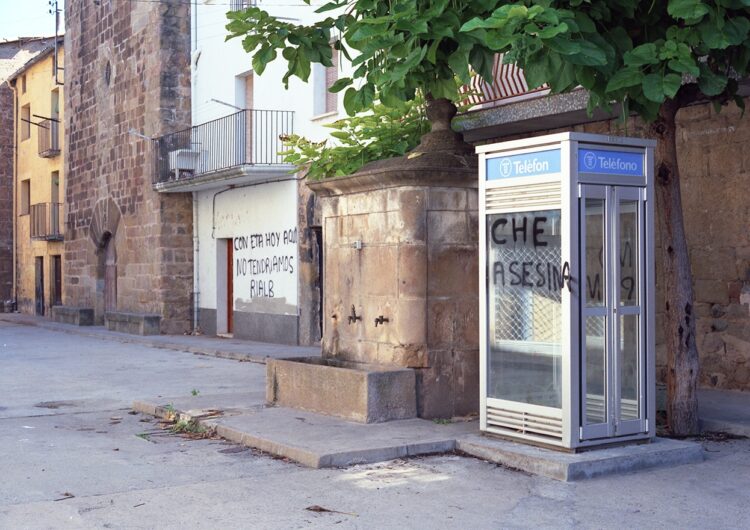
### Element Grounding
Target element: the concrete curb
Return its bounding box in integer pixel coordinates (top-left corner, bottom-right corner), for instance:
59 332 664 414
132 398 460 469
0 314 267 363
457 434 704 481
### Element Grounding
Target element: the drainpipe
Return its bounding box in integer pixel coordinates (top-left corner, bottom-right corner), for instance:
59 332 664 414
192 191 200 331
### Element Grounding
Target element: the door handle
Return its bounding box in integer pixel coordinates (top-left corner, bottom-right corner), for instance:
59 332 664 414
561 261 572 293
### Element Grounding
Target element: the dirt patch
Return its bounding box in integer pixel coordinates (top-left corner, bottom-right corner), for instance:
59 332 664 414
35 401 77 409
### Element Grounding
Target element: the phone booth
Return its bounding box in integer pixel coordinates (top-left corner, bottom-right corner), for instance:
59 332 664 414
477 132 656 450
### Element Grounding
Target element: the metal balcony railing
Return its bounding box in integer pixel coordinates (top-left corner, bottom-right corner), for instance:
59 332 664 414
30 202 64 241
153 109 294 186
461 54 550 110
229 0 256 10
38 119 60 158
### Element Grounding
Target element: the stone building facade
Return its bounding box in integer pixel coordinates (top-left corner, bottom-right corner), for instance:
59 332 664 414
459 93 750 392
63 0 193 332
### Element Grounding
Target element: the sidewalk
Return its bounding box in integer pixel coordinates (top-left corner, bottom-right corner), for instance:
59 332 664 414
0 312 319 363
699 387 750 437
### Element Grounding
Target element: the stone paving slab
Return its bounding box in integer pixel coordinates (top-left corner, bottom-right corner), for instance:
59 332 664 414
457 434 704 481
0 313 318 363
133 396 476 468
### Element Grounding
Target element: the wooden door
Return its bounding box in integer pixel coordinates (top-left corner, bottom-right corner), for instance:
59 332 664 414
35 257 44 316
52 255 62 306
104 242 117 312
227 239 234 334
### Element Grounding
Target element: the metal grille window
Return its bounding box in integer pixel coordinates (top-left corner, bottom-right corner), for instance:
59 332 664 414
487 209 562 408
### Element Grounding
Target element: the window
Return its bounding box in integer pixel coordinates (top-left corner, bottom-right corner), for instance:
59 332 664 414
313 46 339 116
20 180 30 215
51 171 60 204
20 104 30 141
21 74 26 93
51 89 60 120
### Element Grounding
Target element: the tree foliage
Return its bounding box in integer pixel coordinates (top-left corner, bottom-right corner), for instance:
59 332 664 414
460 0 750 119
226 0 506 114
279 96 429 180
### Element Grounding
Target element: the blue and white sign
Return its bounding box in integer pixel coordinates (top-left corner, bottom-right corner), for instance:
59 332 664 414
486 149 561 180
578 148 644 177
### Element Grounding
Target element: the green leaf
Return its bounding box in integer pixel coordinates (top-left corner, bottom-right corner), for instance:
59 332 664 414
624 43 659 66
668 57 700 77
697 64 728 96
605 66 643 92
667 0 710 21
252 46 277 76
328 77 352 93
642 73 667 103
663 73 683 98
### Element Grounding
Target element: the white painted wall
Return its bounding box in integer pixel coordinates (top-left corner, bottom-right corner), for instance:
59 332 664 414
196 179 299 315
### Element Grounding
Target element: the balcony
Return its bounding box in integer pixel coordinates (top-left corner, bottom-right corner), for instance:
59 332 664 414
30 202 64 241
461 54 550 110
153 109 294 191
38 119 60 158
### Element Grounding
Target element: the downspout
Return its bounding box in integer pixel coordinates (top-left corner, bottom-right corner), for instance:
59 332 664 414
192 191 200 331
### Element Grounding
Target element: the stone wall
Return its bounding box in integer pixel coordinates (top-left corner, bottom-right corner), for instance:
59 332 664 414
490 99 750 391
297 175 323 346
64 0 193 333
0 85 12 303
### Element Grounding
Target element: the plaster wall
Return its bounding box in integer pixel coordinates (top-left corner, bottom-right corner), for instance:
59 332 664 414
13 47 65 316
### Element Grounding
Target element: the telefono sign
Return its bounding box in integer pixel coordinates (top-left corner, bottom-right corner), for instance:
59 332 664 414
486 149 561 180
578 148 644 177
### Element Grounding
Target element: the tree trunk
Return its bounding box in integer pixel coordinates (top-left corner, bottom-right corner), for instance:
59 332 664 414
650 101 700 435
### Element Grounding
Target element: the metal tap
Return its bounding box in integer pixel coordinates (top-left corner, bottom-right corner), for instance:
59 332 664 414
374 315 389 327
347 305 361 324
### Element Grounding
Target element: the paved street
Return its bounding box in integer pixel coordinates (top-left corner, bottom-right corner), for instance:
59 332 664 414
1 320 749 529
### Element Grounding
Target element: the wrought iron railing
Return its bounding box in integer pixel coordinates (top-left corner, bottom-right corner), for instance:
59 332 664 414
153 109 294 186
30 202 64 241
38 119 60 158
229 0 256 10
461 54 550 109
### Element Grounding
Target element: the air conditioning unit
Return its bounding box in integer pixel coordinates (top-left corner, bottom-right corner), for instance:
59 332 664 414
168 149 201 179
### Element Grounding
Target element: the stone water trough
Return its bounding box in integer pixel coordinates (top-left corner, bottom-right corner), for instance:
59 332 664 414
266 357 417 423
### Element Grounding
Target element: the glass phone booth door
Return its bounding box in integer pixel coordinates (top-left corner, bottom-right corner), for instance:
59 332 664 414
580 184 647 440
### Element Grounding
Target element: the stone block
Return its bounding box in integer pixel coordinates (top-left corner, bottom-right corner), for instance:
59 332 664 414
393 298 427 345
427 246 478 297
427 188 467 211
397 244 427 299
51 305 95 326
266 357 417 423
361 245 398 297
427 210 471 245
104 311 161 335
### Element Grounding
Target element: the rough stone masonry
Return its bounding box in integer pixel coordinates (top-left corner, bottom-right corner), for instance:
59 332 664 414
63 0 193 332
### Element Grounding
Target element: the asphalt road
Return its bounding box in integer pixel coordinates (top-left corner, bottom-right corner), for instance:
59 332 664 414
1 321 748 529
